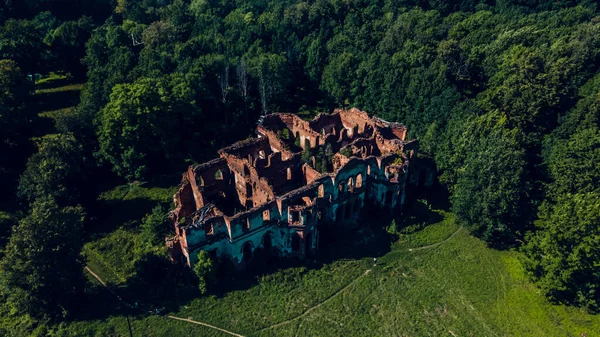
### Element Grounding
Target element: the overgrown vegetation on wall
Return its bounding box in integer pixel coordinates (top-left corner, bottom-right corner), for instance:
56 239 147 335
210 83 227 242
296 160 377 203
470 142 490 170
0 0 599 333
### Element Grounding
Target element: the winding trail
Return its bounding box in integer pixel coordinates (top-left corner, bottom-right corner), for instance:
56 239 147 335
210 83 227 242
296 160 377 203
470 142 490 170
407 226 463 252
258 269 372 333
259 225 464 333
85 226 464 336
166 315 246 337
84 266 246 337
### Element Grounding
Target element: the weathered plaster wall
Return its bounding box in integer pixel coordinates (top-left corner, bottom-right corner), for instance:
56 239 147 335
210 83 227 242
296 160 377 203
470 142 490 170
168 109 422 268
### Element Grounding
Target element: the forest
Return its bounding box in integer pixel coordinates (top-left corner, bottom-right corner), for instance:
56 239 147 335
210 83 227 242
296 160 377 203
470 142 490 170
0 0 599 335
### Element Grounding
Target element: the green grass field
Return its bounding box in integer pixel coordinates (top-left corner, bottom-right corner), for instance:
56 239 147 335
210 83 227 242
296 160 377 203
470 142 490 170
67 210 599 337
32 73 84 135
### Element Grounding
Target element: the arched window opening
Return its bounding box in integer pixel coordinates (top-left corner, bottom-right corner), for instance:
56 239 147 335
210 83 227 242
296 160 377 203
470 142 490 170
263 209 270 221
318 184 324 198
215 169 223 180
291 233 300 252
305 233 313 253
291 211 300 223
204 223 214 235
356 174 363 188
367 165 371 175
287 167 292 180
347 177 354 192
242 242 253 262
263 232 272 251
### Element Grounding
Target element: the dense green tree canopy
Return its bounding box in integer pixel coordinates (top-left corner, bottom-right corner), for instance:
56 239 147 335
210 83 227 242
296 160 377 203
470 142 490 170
96 75 201 180
0 0 599 327
450 113 533 245
523 193 600 310
0 197 85 320
18 133 85 206
0 60 33 198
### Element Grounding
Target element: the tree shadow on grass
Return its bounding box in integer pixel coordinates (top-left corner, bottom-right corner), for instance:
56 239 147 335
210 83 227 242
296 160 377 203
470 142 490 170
86 197 161 237
36 77 75 90
204 198 446 300
75 193 448 324
74 254 199 322
33 89 81 113
85 177 180 238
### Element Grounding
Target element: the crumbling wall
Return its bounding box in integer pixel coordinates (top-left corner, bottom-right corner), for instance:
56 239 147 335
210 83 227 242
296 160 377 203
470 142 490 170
303 163 321 184
308 112 342 136
256 125 293 159
337 108 371 135
169 108 417 267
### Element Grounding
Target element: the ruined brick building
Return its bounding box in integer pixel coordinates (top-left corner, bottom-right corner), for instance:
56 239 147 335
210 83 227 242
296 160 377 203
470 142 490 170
167 108 433 267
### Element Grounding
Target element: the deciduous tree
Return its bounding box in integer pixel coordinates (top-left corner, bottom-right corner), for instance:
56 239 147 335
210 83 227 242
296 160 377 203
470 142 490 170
0 197 86 320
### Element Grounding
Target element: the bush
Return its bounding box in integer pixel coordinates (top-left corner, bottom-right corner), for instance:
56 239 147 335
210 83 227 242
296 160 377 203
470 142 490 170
194 250 216 294
386 219 398 234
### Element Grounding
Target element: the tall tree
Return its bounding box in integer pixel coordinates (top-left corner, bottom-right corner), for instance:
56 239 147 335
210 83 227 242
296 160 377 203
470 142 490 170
96 75 200 180
523 192 600 311
249 53 288 116
0 13 57 80
0 197 86 320
237 58 250 122
0 60 33 200
451 113 532 246
18 133 85 206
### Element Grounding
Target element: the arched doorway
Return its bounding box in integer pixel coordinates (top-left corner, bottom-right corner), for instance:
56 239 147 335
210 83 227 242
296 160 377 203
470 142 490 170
305 232 313 256
242 241 253 262
291 233 300 252
262 232 272 251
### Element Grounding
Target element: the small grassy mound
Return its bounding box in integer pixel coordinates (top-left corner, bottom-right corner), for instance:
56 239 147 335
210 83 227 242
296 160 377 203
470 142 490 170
395 210 459 248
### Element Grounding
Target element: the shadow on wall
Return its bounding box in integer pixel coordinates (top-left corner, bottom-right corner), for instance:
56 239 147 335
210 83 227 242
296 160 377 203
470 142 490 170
74 190 446 324
204 192 445 298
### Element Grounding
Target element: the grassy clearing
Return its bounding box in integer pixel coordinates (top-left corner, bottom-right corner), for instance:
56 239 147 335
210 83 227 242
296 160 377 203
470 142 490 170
32 73 83 135
36 83 83 94
83 228 144 285
68 210 599 337
38 106 74 119
98 181 178 204
83 179 179 286
91 180 178 235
